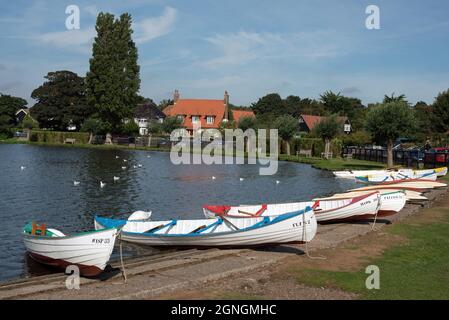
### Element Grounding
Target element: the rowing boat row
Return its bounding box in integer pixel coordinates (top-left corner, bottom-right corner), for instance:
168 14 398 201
333 167 447 183
22 173 447 277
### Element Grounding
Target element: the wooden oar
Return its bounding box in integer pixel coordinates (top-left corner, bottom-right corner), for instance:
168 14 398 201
220 215 239 230
237 210 258 217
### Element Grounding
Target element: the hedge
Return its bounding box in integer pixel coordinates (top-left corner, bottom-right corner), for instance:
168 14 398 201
29 130 90 144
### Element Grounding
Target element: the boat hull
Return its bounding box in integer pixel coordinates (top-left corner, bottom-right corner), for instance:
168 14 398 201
315 191 406 217
94 210 317 247
203 193 381 223
23 228 118 276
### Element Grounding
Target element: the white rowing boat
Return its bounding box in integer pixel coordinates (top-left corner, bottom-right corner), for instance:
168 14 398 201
203 192 381 223
323 188 427 201
334 167 447 179
333 169 394 179
355 172 437 183
94 208 317 247
349 180 447 191
23 222 118 276
315 190 407 216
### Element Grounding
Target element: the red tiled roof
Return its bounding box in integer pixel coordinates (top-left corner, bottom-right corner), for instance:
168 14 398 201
300 114 348 131
300 115 323 131
232 109 255 123
163 99 226 129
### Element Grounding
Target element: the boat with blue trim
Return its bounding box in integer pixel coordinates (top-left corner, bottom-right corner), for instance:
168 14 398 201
94 207 317 247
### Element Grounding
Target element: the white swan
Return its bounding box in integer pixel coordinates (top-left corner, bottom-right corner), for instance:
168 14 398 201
100 181 106 188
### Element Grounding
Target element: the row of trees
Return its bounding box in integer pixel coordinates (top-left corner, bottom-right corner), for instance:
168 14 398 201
22 12 143 138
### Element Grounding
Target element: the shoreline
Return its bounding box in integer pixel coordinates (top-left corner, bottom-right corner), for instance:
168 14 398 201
0 185 446 299
1 138 386 171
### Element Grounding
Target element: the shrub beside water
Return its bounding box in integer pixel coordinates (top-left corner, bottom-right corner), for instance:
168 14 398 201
29 130 90 144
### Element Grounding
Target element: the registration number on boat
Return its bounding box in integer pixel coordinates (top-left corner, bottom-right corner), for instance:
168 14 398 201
92 238 110 244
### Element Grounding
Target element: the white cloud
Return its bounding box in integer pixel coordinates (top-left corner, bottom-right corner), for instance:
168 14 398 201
84 5 99 17
135 6 177 44
37 28 95 53
199 30 344 69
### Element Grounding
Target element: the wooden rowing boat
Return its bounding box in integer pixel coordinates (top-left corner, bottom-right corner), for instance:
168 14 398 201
203 192 381 223
315 190 407 216
23 222 118 277
94 208 317 247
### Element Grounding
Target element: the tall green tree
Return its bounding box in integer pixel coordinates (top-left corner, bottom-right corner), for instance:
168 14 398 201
431 89 449 133
237 116 257 132
320 91 364 120
251 93 284 116
31 71 91 131
413 101 433 140
0 93 27 127
365 102 416 168
313 114 341 159
383 93 408 104
86 12 141 135
273 115 298 155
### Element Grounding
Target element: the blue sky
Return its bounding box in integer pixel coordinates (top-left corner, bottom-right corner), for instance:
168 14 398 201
1 0 449 107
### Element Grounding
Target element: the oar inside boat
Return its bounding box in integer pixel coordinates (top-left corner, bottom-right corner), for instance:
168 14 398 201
145 220 177 233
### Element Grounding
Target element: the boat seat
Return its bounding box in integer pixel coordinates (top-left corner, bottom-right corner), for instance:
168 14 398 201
31 222 46 236
47 228 65 237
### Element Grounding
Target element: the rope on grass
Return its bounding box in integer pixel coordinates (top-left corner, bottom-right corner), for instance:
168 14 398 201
119 231 127 283
303 210 326 260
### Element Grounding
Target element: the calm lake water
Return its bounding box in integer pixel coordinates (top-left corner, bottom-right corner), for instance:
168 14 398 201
0 144 357 282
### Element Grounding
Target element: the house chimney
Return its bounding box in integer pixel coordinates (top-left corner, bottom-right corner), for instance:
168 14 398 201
223 90 230 121
173 89 180 103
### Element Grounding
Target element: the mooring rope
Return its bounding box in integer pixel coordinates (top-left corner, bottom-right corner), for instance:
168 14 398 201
371 195 381 231
302 211 326 260
119 231 127 283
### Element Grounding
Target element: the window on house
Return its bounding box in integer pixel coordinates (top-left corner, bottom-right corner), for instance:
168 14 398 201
192 115 200 123
206 116 214 124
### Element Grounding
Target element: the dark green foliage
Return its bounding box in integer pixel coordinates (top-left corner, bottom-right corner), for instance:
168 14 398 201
237 116 257 132
0 94 28 136
431 89 449 133
121 120 139 137
313 114 341 141
85 12 141 133
383 93 408 104
80 117 111 135
365 102 416 144
147 120 163 134
251 93 284 116
21 114 38 129
161 116 183 134
158 99 174 111
0 94 27 124
340 130 372 146
273 115 298 141
29 130 90 144
30 71 91 131
320 91 364 120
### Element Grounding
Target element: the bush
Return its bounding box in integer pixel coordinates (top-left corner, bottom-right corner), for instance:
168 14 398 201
340 130 372 147
121 120 140 137
29 130 90 144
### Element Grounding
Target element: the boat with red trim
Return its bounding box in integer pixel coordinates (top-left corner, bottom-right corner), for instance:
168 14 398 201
203 192 381 223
